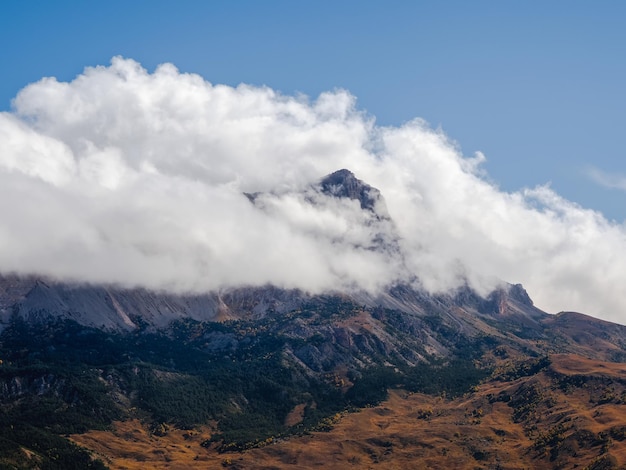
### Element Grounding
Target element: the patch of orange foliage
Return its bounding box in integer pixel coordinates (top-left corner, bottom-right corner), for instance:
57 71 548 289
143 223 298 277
73 354 626 469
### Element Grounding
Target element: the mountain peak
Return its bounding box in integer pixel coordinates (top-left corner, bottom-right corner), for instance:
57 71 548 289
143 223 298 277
319 169 381 212
324 168 356 180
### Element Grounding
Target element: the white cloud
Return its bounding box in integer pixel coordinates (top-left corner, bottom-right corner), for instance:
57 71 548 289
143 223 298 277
2 57 626 323
587 166 626 191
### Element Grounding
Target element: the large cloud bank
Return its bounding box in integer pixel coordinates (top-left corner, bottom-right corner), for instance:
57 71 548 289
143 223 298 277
1 57 624 323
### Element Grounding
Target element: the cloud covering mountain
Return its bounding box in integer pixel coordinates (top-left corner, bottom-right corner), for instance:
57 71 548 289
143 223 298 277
1 57 624 322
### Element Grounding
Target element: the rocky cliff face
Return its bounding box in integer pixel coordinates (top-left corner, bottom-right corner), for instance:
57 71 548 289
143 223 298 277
3 271 626 372
0 276 226 331
318 169 386 215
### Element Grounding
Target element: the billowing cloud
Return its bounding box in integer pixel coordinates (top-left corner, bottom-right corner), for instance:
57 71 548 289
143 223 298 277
1 57 626 323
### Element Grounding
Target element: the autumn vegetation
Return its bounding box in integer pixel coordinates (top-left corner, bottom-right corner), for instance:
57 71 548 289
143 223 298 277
3 295 626 469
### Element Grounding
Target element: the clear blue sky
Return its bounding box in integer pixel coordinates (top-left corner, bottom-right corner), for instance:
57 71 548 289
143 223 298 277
2 0 625 220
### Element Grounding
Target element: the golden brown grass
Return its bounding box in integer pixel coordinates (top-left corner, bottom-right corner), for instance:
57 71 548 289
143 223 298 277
73 354 626 469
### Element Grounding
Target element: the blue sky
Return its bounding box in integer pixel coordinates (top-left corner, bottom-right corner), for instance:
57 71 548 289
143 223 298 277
1 0 625 220
0 1 626 218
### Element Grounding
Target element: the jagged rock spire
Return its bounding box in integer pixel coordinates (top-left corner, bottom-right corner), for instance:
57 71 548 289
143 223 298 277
319 169 382 213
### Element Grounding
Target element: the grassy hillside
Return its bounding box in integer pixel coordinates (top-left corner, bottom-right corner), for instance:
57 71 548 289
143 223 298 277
72 354 626 469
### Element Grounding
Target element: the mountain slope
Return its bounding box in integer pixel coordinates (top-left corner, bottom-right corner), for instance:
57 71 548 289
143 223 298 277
70 354 626 470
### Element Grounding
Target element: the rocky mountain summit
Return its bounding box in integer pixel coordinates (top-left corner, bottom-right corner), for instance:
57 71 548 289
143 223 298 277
318 168 385 214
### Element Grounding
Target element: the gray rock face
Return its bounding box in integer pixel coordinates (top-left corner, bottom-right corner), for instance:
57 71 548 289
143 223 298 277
0 276 226 331
0 373 65 400
318 169 384 214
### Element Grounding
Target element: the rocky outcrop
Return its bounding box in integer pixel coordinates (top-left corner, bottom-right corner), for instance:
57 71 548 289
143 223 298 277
318 169 385 215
